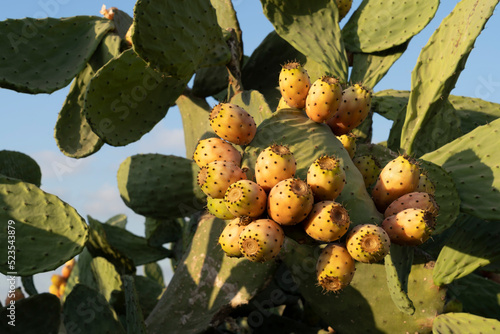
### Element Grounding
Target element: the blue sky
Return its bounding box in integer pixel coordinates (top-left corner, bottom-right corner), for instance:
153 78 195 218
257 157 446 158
1 0 499 298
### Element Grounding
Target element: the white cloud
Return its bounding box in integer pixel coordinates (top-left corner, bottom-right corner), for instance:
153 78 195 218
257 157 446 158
83 183 128 220
137 127 186 157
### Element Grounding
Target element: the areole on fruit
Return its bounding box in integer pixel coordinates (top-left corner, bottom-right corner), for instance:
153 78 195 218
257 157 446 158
346 224 390 263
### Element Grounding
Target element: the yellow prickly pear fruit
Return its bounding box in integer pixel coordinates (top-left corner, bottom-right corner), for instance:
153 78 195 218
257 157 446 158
337 133 356 159
209 103 257 145
328 84 372 136
316 244 355 292
51 274 66 288
255 144 296 192
193 137 241 168
306 155 346 201
279 62 311 109
303 201 350 242
239 219 285 262
305 76 342 123
371 155 420 212
382 208 435 246
218 217 251 258
49 284 60 297
416 172 436 195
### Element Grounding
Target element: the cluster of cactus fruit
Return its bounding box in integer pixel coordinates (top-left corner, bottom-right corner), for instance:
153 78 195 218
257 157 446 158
196 64 442 292
2 0 500 333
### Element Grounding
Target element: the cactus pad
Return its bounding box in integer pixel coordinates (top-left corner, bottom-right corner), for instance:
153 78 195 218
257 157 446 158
132 0 230 78
84 49 189 146
0 150 41 186
0 177 88 276
55 33 121 158
371 89 409 121
384 245 415 315
342 0 438 53
0 16 114 94
261 0 348 80
432 313 500 334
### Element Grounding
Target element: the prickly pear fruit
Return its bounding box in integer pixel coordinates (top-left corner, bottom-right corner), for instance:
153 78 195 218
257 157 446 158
416 172 436 195
58 282 67 296
267 178 314 225
197 160 247 198
225 180 267 218
279 61 311 109
346 224 390 263
305 76 342 123
193 137 241 168
51 274 65 287
49 285 60 297
209 103 257 145
207 196 236 220
316 244 355 292
337 133 356 159
306 155 346 201
303 201 350 242
239 219 285 262
336 0 353 20
371 155 420 212
381 208 435 246
219 217 251 257
384 192 439 218
327 84 372 136
255 144 297 192
353 155 381 188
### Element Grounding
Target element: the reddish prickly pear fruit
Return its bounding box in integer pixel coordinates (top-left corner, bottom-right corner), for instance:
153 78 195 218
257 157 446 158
207 196 235 220
197 160 247 198
416 173 436 195
316 244 355 292
209 103 257 145
336 0 353 20
255 144 297 192
239 219 285 262
384 192 439 218
267 178 314 225
305 76 342 123
327 84 372 136
306 155 346 201
337 134 356 159
279 61 311 109
371 155 420 212
303 201 350 242
381 208 435 246
219 217 251 257
353 155 381 188
225 180 267 218
346 224 390 263
193 137 241 168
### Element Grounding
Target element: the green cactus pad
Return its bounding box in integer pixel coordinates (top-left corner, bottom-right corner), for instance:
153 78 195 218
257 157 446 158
371 90 410 121
117 154 205 220
449 95 500 135
63 284 126 334
101 223 172 265
241 31 323 110
143 262 165 288
0 150 41 186
244 109 382 226
106 8 133 40
91 256 123 304
75 248 98 291
421 118 500 221
0 16 114 94
230 90 273 127
84 49 189 146
417 159 460 234
384 245 415 315
145 214 277 333
86 216 135 274
432 313 500 334
0 177 88 276
122 275 147 334
21 276 37 296
342 0 438 53
0 293 60 334
176 93 216 159
400 0 498 155
145 217 182 247
433 214 500 286
355 143 398 169
448 273 500 321
134 275 163 319
55 33 122 158
106 213 128 228
261 0 348 81
210 0 242 45
132 0 230 78
350 42 408 90
282 240 446 333
351 112 373 144
192 65 228 98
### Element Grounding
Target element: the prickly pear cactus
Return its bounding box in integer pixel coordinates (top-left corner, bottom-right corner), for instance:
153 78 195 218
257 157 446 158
2 0 500 333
